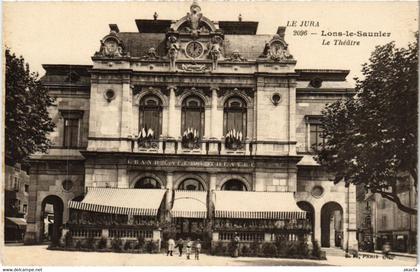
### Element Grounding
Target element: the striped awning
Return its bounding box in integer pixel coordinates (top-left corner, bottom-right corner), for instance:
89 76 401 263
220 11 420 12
214 191 306 219
68 187 166 216
170 190 207 218
5 217 27 229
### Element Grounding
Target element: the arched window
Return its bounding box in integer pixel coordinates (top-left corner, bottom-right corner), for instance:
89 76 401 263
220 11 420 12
181 95 205 138
221 179 247 191
223 97 247 137
139 95 162 139
178 178 205 191
134 177 161 189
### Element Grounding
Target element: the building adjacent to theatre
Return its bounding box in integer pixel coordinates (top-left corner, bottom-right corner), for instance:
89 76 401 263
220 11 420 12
24 2 358 251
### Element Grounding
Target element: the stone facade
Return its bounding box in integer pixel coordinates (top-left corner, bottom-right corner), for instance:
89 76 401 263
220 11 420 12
25 2 357 251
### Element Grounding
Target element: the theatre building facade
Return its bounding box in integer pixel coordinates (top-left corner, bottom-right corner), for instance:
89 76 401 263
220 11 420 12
24 2 358 251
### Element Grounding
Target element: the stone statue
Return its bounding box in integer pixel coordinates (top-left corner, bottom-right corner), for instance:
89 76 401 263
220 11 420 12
167 35 179 71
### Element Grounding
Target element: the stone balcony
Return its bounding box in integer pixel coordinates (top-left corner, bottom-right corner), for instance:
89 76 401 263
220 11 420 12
87 137 296 156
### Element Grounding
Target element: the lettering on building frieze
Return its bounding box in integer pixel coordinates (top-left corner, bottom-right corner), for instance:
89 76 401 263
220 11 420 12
127 158 255 168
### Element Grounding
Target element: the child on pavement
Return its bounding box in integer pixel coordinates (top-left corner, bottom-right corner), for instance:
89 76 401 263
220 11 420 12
186 238 192 259
194 239 202 260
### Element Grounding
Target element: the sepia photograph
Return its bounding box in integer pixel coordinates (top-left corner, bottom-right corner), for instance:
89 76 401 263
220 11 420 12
1 0 418 269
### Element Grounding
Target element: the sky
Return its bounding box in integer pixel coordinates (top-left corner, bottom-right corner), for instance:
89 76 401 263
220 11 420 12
3 1 419 85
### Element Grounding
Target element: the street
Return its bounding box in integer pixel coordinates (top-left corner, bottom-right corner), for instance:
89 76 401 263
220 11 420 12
1 245 417 266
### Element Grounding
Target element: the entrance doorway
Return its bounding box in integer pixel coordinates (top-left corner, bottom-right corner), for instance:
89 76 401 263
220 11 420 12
174 218 207 240
41 195 64 245
321 201 343 248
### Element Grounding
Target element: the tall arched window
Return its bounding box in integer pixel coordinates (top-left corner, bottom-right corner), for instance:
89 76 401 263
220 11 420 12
134 177 161 189
178 178 205 191
221 179 247 191
223 97 247 137
139 95 162 139
181 96 205 138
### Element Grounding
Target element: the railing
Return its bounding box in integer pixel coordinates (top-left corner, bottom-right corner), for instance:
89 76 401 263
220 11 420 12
109 229 153 239
72 228 102 238
87 137 296 156
219 232 264 242
127 137 251 156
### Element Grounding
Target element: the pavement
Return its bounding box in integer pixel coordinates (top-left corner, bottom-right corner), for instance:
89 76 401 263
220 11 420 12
1 245 417 267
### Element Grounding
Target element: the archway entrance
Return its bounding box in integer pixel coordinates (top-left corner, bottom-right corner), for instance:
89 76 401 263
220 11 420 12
321 202 343 248
134 177 162 189
221 179 248 191
297 201 315 241
41 195 64 245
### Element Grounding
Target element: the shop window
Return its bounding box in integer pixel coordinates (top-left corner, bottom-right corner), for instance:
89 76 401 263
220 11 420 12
139 95 162 139
60 110 83 148
223 96 247 138
221 179 247 191
134 177 161 189
181 96 204 138
178 178 205 191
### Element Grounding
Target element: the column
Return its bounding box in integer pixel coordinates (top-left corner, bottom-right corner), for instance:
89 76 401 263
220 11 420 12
24 169 41 244
208 173 217 218
288 79 297 155
346 184 358 252
208 87 219 154
166 86 177 154
167 86 177 138
119 80 133 151
210 87 218 138
166 172 174 214
117 167 129 188
314 206 321 244
209 173 217 242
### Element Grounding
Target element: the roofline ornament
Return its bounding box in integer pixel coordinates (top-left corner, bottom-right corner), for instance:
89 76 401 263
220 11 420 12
260 33 293 61
94 30 129 58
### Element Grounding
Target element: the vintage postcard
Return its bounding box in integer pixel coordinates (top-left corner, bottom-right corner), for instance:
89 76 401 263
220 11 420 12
1 1 418 270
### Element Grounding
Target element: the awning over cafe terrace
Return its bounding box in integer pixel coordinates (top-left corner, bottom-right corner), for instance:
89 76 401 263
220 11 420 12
5 217 27 230
68 187 166 216
213 191 306 220
170 190 207 219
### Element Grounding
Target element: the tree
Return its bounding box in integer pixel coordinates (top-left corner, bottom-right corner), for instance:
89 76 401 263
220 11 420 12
5 48 56 166
316 35 418 214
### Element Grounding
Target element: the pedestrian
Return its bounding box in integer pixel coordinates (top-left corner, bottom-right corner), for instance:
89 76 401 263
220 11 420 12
175 238 184 256
194 239 202 260
232 232 240 258
186 238 192 260
167 237 175 256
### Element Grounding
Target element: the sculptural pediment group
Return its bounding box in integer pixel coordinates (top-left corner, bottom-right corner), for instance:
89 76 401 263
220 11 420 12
93 0 294 71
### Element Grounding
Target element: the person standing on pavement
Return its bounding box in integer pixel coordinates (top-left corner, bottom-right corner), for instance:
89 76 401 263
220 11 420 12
232 233 240 258
175 238 184 257
185 238 192 260
194 239 202 260
167 237 175 256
